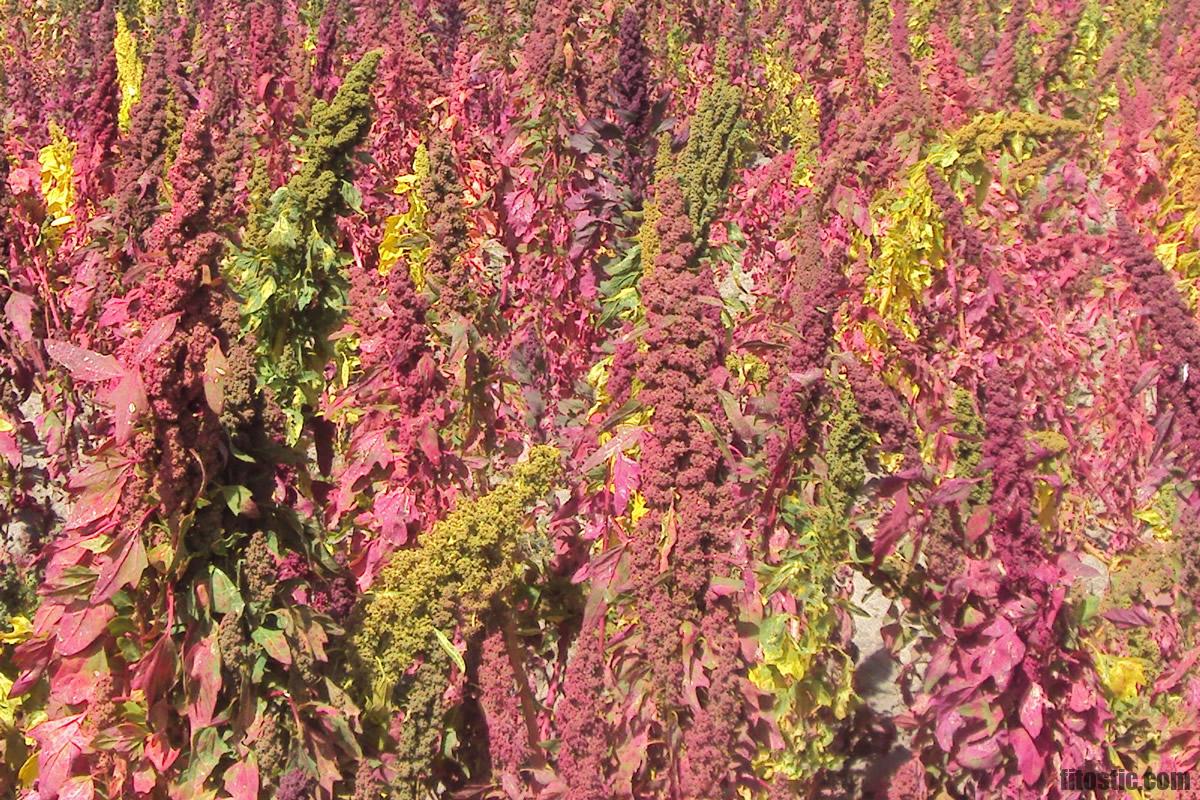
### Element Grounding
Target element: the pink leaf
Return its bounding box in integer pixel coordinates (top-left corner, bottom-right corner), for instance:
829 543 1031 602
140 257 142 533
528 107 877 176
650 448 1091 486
418 424 441 466
185 636 221 731
44 340 123 382
374 490 415 545
59 776 96 800
956 736 1002 770
132 313 180 362
1101 606 1154 628
935 709 964 751
30 712 87 798
223 759 260 800
927 478 977 506
0 430 19 468
1019 683 1045 740
145 730 180 772
65 474 126 532
5 291 35 343
976 627 1025 692
1154 645 1200 694
965 508 990 543
611 453 639 516
872 486 911 564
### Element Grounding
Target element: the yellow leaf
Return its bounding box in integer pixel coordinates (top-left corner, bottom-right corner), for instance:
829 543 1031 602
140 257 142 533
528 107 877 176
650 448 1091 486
1096 654 1146 703
0 615 32 644
19 752 37 787
629 491 648 524
115 11 144 131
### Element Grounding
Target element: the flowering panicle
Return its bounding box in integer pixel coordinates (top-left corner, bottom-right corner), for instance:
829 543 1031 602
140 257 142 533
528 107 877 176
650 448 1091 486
981 365 1043 580
846 359 917 463
110 14 173 252
679 65 744 242
516 0 572 92
614 5 653 203
354 447 560 695
427 0 465 76
8 2 1200 797
312 0 344 101
71 0 120 205
477 629 531 778
990 0 1028 104
622 175 746 787
420 137 474 314
771 235 845 465
353 447 559 794
1114 217 1200 467
555 618 609 798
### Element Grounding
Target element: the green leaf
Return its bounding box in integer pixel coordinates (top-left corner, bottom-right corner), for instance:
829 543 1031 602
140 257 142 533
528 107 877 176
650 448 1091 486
218 485 252 515
266 206 299 251
433 628 466 673
340 180 364 215
211 568 244 615
251 627 292 664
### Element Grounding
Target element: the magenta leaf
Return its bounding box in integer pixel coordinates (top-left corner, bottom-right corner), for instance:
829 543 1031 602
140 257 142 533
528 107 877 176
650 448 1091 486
1009 727 1046 785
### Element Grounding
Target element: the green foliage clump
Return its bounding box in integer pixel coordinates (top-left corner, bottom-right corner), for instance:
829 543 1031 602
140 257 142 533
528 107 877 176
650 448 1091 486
226 51 381 441
751 382 867 783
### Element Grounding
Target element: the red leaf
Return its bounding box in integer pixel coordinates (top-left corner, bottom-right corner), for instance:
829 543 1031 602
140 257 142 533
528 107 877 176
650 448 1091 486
131 636 178 703
44 340 123 382
30 712 87 798
185 635 221 731
56 599 116 656
91 530 148 604
223 759 260 800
